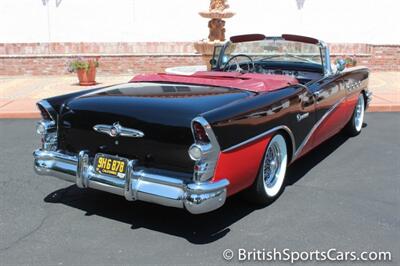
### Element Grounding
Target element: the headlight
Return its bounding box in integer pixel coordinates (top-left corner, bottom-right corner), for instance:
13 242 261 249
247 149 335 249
188 145 203 161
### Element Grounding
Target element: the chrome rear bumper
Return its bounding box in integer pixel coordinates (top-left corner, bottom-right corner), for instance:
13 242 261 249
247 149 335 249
33 149 229 214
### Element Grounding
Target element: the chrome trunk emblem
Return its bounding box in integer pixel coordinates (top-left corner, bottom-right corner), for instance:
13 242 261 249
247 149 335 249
93 122 144 138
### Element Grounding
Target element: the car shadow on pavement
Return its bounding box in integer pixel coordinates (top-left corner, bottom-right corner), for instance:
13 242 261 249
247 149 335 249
44 129 359 245
285 131 350 186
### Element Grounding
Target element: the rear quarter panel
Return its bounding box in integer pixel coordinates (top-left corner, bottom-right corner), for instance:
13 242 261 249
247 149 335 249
203 85 314 195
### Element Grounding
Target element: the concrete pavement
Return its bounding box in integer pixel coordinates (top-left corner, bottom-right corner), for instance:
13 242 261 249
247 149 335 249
0 72 399 118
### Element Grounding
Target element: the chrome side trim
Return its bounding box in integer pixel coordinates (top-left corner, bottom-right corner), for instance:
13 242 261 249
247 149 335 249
292 97 345 160
221 96 346 162
222 125 296 156
33 149 229 214
190 117 221 182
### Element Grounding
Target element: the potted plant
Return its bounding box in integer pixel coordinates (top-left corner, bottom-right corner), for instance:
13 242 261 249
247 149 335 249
68 57 99 86
334 57 357 70
344 57 357 68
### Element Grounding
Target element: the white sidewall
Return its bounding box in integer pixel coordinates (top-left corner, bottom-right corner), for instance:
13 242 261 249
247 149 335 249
355 94 365 132
264 134 288 197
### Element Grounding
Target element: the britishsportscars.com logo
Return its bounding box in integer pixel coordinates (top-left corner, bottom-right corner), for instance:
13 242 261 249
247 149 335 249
222 248 392 263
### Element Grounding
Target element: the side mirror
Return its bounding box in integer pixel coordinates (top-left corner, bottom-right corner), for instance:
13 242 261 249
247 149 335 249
336 59 346 73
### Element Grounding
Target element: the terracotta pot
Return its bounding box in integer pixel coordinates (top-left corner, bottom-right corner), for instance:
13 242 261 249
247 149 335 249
86 60 97 84
76 61 97 86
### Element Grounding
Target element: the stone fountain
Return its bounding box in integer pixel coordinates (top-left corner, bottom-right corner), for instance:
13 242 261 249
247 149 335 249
194 0 235 69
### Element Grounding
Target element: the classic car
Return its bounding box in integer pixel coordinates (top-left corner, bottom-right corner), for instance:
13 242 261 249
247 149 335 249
33 34 372 214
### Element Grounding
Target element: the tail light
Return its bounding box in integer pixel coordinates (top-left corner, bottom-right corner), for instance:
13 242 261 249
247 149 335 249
192 121 210 143
188 117 221 182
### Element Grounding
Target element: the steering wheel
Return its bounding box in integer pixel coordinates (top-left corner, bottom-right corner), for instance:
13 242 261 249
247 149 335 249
223 54 255 73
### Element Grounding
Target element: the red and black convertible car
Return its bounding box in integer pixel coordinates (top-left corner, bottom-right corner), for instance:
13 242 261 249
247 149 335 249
33 34 372 214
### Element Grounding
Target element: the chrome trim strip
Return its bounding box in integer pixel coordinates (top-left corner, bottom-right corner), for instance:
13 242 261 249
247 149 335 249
222 125 296 156
187 179 230 194
292 97 345 160
221 96 346 161
33 149 229 214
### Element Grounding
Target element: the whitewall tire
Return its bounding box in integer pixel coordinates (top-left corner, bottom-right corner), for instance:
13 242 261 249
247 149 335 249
245 133 288 204
345 93 365 136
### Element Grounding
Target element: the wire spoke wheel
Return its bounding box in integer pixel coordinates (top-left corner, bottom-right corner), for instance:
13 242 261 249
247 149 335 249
262 134 288 197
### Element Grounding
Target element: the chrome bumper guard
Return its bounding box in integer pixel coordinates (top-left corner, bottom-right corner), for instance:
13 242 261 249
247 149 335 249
33 149 229 214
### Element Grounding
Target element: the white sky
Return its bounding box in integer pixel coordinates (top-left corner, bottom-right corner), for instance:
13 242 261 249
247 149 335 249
0 0 399 44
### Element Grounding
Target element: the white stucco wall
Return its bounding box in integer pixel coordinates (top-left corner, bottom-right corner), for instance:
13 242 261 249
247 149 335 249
0 0 399 44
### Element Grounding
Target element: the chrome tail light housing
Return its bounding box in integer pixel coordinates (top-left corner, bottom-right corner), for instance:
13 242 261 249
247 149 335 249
36 100 58 151
189 117 221 182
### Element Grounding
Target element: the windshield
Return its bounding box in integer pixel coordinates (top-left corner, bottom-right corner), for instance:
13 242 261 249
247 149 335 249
221 39 323 67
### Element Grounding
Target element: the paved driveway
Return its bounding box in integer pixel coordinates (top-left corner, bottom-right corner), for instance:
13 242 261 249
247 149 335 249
0 113 399 265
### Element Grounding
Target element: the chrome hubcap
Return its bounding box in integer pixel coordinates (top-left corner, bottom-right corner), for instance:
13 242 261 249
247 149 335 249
263 142 281 188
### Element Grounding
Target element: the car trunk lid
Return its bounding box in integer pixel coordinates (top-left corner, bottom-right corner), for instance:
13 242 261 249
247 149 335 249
57 82 252 173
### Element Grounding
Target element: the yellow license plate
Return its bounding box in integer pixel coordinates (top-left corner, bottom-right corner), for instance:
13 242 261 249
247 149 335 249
94 154 128 179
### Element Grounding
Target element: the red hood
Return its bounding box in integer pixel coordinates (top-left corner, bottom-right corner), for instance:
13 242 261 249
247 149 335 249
130 71 298 93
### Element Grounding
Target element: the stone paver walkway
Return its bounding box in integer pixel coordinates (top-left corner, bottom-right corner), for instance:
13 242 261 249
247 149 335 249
0 75 132 118
0 72 398 119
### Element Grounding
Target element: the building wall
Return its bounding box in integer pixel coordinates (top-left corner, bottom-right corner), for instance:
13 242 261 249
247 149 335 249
1 42 398 76
0 0 399 75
